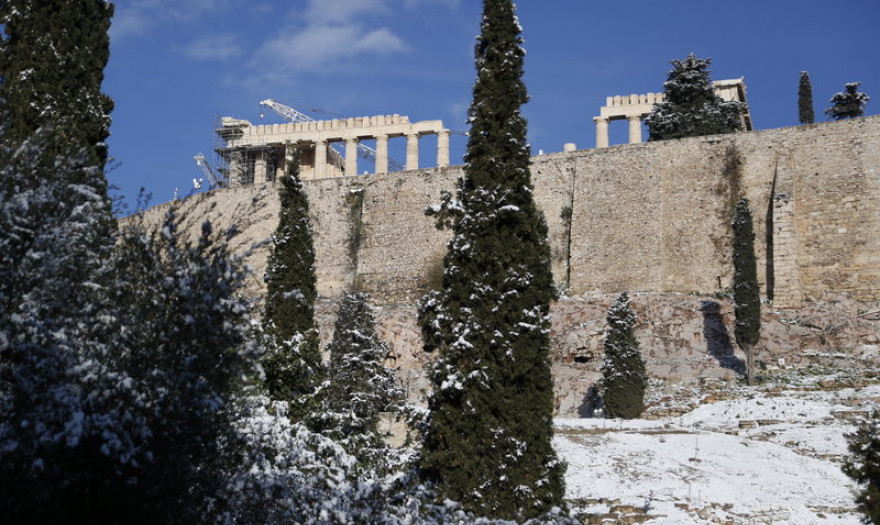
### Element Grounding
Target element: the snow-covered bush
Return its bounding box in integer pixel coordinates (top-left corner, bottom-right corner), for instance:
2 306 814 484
826 81 870 120
0 126 137 523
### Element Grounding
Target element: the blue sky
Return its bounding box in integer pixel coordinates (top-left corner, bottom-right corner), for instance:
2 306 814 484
105 0 880 212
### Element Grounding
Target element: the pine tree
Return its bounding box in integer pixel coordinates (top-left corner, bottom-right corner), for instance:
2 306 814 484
321 293 405 465
826 81 870 120
261 150 324 421
600 292 647 419
732 198 761 386
798 71 815 124
417 0 565 519
0 0 114 170
645 53 747 141
843 412 880 524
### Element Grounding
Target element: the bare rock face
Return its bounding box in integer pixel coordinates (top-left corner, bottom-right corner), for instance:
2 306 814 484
319 292 880 418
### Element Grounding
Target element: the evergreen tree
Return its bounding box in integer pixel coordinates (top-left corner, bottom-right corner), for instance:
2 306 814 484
0 2 119 516
418 0 565 519
0 0 114 170
261 150 324 421
321 293 405 465
110 209 262 525
843 412 880 524
0 125 132 524
645 53 747 141
732 198 761 386
600 292 647 419
826 81 870 120
799 71 815 124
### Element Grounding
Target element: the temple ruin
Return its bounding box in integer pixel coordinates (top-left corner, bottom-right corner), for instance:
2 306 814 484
592 78 753 148
215 113 450 185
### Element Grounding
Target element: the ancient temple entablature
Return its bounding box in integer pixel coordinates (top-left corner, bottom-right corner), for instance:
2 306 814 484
216 114 450 185
592 78 752 148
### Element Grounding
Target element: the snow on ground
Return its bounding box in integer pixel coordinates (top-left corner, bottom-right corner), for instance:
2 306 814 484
553 379 880 524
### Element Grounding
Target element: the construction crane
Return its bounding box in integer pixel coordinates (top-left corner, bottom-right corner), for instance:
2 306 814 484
193 153 227 189
259 99 405 172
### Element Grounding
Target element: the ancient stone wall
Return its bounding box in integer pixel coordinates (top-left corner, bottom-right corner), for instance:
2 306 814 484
129 116 880 416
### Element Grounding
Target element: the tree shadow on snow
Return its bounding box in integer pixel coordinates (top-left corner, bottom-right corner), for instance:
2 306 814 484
700 301 745 375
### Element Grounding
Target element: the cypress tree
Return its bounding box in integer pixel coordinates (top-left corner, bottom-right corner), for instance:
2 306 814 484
645 53 747 141
418 0 565 519
600 292 647 419
826 81 870 120
798 71 815 124
732 198 761 385
843 412 880 524
0 0 114 170
321 293 405 465
261 150 324 420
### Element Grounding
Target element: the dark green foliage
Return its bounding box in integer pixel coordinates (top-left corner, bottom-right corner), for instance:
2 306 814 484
261 152 324 419
417 0 565 519
826 81 870 120
799 71 815 124
600 292 647 419
732 198 760 384
321 293 405 465
0 0 114 169
843 412 880 524
110 209 261 525
645 53 747 141
0 126 127 525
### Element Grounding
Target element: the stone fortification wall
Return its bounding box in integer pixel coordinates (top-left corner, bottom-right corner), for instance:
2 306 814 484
129 116 880 415
144 116 880 308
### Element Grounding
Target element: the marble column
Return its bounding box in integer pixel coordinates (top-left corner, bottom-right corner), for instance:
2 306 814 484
315 139 327 179
594 116 609 148
376 134 389 173
255 150 267 183
628 115 643 144
228 154 242 187
345 137 358 176
437 130 450 168
406 133 419 171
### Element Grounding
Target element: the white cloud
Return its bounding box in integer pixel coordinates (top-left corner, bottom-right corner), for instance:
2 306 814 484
304 0 391 24
254 22 405 73
251 0 412 75
179 33 243 61
403 0 461 9
111 0 236 40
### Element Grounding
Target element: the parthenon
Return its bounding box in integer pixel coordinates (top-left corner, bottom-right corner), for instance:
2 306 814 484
592 78 752 148
215 114 450 185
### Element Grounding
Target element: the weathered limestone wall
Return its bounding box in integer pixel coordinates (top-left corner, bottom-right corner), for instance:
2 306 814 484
130 116 880 415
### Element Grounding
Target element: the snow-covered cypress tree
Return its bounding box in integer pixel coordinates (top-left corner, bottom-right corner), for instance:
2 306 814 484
320 293 405 465
732 198 760 386
600 292 647 419
645 53 747 141
0 0 114 170
843 412 880 525
0 2 119 513
418 0 565 519
262 150 324 422
799 71 815 124
826 81 870 120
